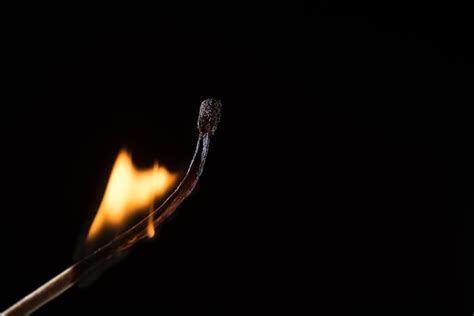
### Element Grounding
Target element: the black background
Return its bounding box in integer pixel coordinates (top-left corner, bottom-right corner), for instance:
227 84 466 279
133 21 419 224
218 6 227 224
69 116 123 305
1 4 472 315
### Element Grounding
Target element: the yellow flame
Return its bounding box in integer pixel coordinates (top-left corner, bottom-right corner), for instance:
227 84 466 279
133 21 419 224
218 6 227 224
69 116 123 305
147 205 155 238
87 149 176 240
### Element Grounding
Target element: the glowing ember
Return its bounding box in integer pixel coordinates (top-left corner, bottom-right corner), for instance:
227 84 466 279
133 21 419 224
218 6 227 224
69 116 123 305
87 149 176 240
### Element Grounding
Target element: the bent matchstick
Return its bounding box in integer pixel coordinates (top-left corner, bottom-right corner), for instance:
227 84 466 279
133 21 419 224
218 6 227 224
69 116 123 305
2 98 222 316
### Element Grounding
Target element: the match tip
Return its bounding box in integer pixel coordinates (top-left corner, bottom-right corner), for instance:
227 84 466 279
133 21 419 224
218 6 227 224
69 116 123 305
198 98 222 136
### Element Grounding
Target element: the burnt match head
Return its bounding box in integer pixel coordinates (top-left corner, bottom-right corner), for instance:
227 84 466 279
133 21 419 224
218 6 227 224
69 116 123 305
198 98 222 136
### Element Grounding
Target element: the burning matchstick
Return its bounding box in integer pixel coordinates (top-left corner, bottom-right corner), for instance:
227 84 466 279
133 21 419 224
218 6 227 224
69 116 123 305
2 98 222 316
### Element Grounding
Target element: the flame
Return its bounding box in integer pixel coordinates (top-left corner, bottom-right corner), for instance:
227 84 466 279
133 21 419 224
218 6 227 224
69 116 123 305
87 149 176 240
147 205 155 238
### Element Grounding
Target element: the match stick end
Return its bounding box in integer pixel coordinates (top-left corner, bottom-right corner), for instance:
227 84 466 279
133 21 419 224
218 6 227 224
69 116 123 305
198 98 222 136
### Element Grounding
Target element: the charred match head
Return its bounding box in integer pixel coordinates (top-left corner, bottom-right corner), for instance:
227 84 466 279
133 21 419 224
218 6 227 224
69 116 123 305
198 98 222 136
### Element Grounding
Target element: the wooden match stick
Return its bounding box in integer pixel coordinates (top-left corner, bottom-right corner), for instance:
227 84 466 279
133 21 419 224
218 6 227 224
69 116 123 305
2 99 222 316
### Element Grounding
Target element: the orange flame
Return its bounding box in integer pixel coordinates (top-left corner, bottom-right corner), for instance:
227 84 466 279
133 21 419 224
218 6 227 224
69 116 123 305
147 205 155 238
87 149 176 241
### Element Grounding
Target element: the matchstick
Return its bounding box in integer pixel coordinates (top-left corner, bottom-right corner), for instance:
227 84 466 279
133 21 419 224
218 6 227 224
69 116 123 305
2 99 221 316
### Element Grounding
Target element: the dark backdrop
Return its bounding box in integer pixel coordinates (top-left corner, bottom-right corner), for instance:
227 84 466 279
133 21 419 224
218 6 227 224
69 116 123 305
1 7 472 316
